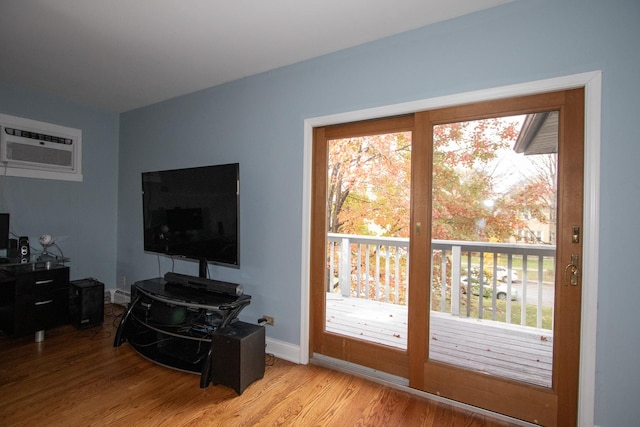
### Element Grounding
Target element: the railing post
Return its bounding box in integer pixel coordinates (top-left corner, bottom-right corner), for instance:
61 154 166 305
451 245 461 316
327 233 553 330
339 237 351 297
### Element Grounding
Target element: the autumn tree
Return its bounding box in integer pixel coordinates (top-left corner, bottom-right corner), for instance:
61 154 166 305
431 118 524 242
327 117 532 303
327 132 411 237
328 117 525 242
505 153 557 244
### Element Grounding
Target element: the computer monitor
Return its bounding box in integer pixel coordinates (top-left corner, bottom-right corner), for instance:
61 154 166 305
0 213 8 250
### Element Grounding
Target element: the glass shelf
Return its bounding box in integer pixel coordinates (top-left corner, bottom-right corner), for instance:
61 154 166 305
0 255 70 272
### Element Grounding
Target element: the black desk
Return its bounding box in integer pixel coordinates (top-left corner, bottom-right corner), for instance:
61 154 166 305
0 265 70 339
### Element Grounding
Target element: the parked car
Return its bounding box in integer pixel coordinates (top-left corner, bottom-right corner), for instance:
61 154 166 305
495 266 518 283
460 275 518 301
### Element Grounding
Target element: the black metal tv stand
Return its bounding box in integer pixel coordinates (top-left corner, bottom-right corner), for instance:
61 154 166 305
113 273 252 388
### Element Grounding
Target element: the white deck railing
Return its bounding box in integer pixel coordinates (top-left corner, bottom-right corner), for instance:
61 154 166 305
327 233 555 329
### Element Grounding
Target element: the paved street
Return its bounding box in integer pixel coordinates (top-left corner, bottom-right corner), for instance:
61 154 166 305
511 280 555 307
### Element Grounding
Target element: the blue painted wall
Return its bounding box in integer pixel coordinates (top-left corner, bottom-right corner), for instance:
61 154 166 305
119 1 640 424
0 0 637 424
0 82 119 286
118 1 640 425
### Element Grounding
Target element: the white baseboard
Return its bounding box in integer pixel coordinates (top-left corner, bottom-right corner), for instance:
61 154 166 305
264 347 597 427
265 337 302 364
111 289 131 306
310 354 538 427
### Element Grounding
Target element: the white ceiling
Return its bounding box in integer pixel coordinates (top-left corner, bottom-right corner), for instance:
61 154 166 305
0 0 511 113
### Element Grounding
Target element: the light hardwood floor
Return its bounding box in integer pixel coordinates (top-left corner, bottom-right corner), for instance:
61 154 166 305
0 305 518 426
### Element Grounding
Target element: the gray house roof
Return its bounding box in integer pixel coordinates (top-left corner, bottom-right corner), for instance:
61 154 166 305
514 111 559 155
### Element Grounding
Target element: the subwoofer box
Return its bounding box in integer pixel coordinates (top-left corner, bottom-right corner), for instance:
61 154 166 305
69 278 104 329
211 321 265 394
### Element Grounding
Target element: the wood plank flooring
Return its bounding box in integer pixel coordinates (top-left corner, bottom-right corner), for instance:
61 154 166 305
0 305 520 426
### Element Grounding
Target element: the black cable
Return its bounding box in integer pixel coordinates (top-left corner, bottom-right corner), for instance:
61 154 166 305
52 242 64 258
131 336 173 348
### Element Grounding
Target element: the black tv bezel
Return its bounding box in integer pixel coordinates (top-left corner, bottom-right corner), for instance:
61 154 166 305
141 163 240 275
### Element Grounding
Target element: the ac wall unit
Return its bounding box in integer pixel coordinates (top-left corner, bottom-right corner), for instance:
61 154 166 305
0 113 82 182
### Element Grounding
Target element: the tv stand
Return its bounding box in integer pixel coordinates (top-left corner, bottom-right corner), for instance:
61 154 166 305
114 276 263 391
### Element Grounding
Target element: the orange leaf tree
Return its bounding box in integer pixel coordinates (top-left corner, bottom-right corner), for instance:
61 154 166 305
328 118 532 242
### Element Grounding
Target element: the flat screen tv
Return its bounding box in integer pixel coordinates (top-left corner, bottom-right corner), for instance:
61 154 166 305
142 163 239 276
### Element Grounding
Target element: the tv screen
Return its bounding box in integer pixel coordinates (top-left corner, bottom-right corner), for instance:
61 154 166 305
142 163 239 272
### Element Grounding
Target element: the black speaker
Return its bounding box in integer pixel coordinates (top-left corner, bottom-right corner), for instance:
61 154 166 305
211 321 265 394
69 278 104 329
18 236 29 259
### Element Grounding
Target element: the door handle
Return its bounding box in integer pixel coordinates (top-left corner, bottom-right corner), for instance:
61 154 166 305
564 254 580 286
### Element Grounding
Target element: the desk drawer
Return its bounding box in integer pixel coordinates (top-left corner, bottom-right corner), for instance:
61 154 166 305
23 268 69 294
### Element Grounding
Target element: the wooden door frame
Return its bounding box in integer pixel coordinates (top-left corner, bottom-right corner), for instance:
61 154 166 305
410 89 584 426
309 116 414 378
300 71 601 426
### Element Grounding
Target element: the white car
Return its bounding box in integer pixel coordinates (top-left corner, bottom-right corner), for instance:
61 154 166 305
461 275 518 301
495 266 518 283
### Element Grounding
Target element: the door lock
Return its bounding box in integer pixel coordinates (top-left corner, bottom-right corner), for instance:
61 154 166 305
564 254 580 286
572 226 580 243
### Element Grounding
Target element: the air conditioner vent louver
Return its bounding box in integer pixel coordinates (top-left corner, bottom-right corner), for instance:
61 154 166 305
0 113 82 182
4 127 73 145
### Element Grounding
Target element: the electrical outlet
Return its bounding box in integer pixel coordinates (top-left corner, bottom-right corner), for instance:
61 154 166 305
119 276 126 288
263 315 275 326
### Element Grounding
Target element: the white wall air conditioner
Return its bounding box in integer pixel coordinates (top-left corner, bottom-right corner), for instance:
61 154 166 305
0 113 82 182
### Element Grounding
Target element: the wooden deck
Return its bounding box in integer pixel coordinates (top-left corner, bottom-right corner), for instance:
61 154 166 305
325 293 553 387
